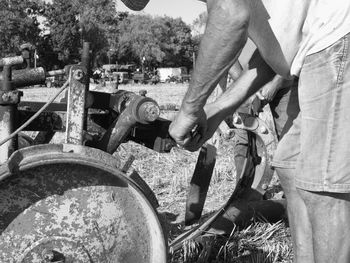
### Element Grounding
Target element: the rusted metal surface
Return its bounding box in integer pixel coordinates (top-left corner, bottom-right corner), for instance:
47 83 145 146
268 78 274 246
231 112 278 195
129 118 176 153
185 144 216 226
0 67 46 88
0 56 23 67
0 66 18 164
33 131 56 145
0 90 23 105
19 101 67 112
0 108 16 164
98 92 160 153
65 65 88 145
0 144 167 262
126 170 160 209
18 110 65 131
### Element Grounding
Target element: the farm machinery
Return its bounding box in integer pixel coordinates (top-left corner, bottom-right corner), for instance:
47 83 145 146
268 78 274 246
0 42 285 262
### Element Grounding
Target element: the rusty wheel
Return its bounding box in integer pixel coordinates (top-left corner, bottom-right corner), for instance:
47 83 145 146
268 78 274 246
0 144 166 263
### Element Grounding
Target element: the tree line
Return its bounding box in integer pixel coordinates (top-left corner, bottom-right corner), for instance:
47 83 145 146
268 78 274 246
0 0 203 71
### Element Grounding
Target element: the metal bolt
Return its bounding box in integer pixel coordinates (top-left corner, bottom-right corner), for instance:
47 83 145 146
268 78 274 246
42 248 54 261
73 69 84 80
139 102 160 122
121 154 135 173
2 93 9 102
233 115 241 125
259 126 268 134
165 142 173 151
223 129 235 140
139 89 147 96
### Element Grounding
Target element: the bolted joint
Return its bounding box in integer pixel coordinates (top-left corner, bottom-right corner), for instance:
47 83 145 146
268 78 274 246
259 125 268 134
223 129 235 140
41 248 54 262
137 101 160 123
0 90 23 105
73 69 84 81
233 115 242 125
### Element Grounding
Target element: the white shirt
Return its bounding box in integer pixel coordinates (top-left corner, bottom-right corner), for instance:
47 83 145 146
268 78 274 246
248 0 350 77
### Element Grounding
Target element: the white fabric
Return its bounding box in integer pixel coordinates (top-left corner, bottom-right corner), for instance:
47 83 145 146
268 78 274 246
248 0 350 77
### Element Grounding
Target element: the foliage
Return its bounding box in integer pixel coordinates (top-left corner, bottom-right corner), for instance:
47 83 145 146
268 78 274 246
1 1 203 70
43 0 119 66
0 0 42 57
115 14 194 68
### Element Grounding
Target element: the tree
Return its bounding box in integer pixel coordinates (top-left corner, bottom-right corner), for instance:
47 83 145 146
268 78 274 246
43 0 119 66
160 16 193 68
0 0 43 57
115 14 194 69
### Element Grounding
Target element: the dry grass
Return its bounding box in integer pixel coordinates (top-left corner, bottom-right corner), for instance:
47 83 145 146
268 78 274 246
21 83 293 263
171 222 293 263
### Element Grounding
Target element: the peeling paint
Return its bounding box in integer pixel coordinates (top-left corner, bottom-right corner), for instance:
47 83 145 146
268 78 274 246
0 160 166 262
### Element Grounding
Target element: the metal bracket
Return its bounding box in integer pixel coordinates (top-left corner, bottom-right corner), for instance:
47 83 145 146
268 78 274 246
0 90 23 105
65 65 88 145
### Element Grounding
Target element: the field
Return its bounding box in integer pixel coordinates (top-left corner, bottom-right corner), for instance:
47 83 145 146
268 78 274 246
21 83 293 263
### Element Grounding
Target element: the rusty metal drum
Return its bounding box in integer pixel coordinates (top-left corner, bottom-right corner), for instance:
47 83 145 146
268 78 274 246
0 144 167 262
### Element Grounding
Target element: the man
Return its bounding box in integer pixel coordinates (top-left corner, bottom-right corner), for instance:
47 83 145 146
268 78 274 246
121 0 350 262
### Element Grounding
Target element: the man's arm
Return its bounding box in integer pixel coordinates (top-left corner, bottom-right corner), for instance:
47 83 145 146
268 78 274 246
210 50 276 116
192 50 277 149
169 0 250 148
182 0 249 113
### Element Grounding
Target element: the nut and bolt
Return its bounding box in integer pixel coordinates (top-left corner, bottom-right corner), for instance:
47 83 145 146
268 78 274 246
139 89 147 96
73 69 84 80
42 249 54 262
139 102 160 122
259 126 268 134
165 142 174 151
223 129 235 140
233 115 241 125
0 90 22 104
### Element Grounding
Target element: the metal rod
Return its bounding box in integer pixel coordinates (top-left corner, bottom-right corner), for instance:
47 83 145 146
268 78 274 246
0 56 23 67
0 66 16 163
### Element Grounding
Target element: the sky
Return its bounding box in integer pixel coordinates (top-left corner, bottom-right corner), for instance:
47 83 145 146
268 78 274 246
116 0 207 24
43 0 206 24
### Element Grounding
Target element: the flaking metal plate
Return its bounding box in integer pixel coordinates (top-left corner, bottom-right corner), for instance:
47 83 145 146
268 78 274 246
0 146 166 263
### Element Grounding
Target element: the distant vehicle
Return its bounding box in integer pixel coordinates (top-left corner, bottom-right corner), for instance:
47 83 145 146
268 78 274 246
102 64 118 72
102 64 118 80
157 67 189 83
116 64 136 84
133 72 160 85
118 64 136 73
133 72 150 84
114 72 130 84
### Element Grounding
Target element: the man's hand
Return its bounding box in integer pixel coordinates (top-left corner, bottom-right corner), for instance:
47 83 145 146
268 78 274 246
169 108 208 152
169 103 228 152
256 75 286 102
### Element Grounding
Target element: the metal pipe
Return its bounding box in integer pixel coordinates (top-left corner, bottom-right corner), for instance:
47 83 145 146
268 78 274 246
0 56 23 67
81 42 91 131
0 67 46 88
46 69 66 77
0 66 17 163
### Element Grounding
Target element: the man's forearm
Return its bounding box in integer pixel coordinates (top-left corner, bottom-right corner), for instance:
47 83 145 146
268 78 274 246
181 0 250 114
214 51 276 116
